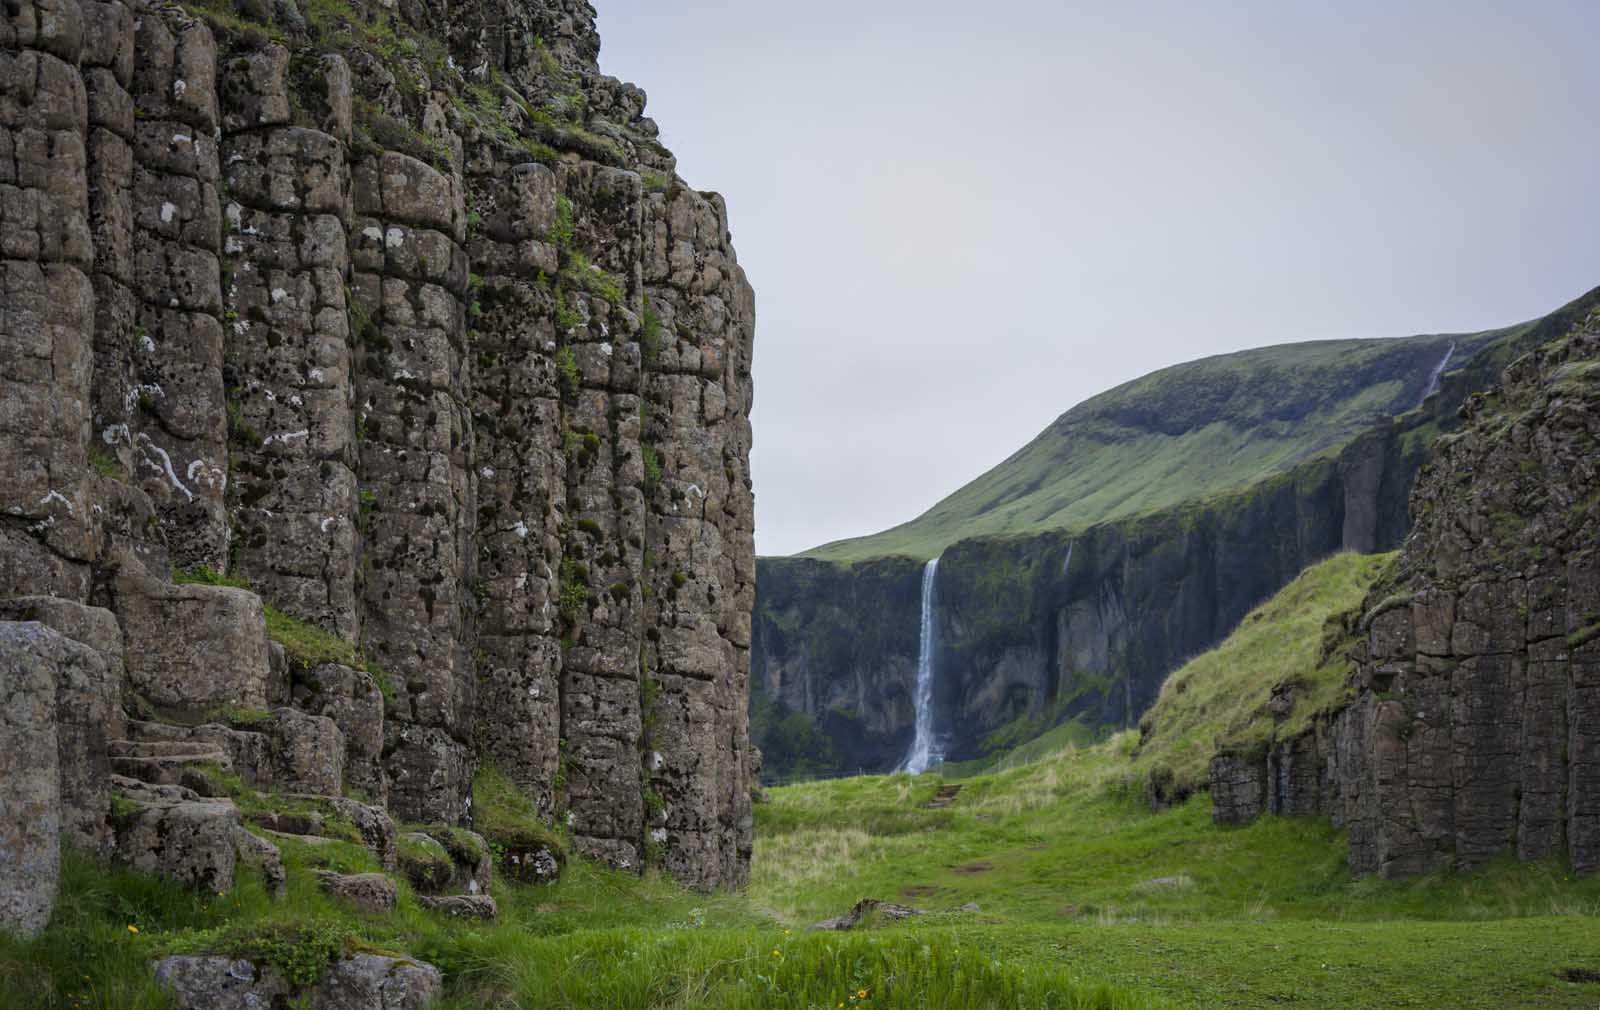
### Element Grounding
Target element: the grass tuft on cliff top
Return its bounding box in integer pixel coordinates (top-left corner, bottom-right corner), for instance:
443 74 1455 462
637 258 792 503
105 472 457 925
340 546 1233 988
1129 550 1395 797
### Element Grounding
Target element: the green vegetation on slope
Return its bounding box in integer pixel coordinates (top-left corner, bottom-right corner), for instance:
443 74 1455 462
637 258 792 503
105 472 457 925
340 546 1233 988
804 330 1508 562
1130 551 1394 797
752 745 1600 1009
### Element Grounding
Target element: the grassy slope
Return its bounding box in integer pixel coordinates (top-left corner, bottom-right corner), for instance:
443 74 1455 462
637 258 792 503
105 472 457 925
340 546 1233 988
1129 551 1393 795
803 329 1511 563
752 749 1600 1010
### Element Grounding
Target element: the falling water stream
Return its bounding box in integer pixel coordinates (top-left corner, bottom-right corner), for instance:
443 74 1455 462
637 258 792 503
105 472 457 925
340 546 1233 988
901 557 942 774
1417 343 1456 407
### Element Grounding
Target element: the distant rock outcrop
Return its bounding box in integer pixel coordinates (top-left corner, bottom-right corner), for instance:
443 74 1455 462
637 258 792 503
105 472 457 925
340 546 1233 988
1212 306 1600 877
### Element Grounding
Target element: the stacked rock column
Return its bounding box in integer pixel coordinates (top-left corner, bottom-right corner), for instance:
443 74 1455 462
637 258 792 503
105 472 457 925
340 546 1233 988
639 182 757 889
350 151 476 824
219 44 362 639
113 9 229 568
0 0 97 597
555 162 647 869
463 151 567 818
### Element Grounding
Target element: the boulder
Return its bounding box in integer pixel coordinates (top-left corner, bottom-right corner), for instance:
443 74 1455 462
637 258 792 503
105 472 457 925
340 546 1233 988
154 953 441 1010
111 797 243 893
811 898 922 931
110 553 275 715
417 894 498 920
317 872 397 914
0 623 63 937
0 606 120 853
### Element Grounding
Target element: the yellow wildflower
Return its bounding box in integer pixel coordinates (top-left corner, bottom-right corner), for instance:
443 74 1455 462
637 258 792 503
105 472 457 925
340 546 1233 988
127 925 140 935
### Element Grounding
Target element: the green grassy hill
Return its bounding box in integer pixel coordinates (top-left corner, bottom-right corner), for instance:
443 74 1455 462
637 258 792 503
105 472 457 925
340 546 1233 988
804 328 1515 562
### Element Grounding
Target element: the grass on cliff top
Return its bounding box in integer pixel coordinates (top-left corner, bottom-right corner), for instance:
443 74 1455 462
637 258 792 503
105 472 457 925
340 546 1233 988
802 328 1511 563
1128 550 1394 797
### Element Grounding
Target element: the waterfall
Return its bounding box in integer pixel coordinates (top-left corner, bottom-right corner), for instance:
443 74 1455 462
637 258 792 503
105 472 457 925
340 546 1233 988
901 557 942 774
1061 541 1074 577
1417 343 1456 408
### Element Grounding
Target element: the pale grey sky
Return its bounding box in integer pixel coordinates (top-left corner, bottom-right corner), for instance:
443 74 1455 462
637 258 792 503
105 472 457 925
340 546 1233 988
593 1 1600 558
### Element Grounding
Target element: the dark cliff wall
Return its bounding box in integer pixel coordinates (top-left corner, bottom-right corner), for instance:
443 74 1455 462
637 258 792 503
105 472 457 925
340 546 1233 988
1212 304 1600 878
751 555 924 775
751 289 1600 776
1 0 754 887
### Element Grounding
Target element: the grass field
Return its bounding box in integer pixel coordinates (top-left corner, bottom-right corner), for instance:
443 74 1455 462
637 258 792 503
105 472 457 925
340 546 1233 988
10 547 1599 1007
752 747 1600 1009
12 737 1598 1009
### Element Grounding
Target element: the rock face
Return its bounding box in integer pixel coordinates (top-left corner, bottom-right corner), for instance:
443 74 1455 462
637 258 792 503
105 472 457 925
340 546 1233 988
753 290 1600 777
0 624 64 938
1212 306 1600 878
154 953 442 1010
0 0 755 896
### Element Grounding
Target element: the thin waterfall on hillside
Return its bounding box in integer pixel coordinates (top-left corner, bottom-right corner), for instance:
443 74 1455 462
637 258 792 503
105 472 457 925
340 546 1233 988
1417 343 1456 407
901 557 942 774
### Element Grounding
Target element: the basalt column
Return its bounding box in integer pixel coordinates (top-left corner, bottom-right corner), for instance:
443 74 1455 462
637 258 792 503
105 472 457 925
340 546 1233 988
116 11 228 568
0 0 96 597
556 162 648 870
350 152 475 824
220 44 362 640
465 153 568 818
640 182 757 889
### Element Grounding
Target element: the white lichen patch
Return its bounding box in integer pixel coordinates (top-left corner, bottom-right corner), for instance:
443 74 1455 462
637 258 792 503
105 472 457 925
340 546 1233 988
262 430 310 447
512 520 530 539
39 489 74 513
600 343 613 357
160 202 178 224
135 435 193 502
172 79 186 99
270 287 288 304
125 383 164 414
362 225 384 243
385 227 405 249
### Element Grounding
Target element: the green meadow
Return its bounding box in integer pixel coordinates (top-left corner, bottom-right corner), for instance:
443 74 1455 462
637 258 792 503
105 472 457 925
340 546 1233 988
8 739 1600 1009
7 553 1599 1009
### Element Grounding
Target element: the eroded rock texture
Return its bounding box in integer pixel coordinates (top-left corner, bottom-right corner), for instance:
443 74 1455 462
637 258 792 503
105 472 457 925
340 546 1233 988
0 0 756 902
1212 308 1600 877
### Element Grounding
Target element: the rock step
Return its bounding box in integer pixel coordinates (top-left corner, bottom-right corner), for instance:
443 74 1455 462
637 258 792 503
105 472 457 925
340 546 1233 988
926 784 963 809
109 739 230 759
110 750 232 792
125 719 209 742
111 775 201 804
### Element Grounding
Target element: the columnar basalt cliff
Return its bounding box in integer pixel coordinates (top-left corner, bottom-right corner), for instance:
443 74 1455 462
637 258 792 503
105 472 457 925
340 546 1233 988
0 0 755 921
753 292 1600 777
1211 307 1600 878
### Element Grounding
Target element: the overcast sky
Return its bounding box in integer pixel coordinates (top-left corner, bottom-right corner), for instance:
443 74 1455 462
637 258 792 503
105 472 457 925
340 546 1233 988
593 1 1600 558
